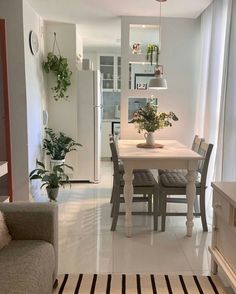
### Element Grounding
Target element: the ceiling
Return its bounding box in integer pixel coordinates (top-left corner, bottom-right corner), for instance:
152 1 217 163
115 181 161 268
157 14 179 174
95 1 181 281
28 0 212 51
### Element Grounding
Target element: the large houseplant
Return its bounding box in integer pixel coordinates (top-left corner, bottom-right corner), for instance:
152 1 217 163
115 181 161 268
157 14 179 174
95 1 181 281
43 128 82 164
42 52 72 101
131 100 178 146
29 160 73 201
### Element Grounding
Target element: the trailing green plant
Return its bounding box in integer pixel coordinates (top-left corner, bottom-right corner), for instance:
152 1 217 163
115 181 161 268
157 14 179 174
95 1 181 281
146 44 160 65
131 100 179 133
43 52 72 101
29 160 73 189
43 128 82 160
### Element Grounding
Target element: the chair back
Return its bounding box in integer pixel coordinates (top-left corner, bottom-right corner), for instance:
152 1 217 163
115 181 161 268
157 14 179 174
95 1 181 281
192 135 204 152
197 142 213 188
109 136 120 185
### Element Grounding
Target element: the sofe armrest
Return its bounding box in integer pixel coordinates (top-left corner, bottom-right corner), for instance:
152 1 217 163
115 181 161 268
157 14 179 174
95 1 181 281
0 203 58 243
0 202 58 282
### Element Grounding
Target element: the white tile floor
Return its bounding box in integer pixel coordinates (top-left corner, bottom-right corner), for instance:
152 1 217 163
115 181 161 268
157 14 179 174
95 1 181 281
55 161 213 275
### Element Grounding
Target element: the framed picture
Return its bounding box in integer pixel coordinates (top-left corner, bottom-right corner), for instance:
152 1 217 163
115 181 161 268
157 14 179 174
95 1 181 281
134 73 154 90
112 121 120 140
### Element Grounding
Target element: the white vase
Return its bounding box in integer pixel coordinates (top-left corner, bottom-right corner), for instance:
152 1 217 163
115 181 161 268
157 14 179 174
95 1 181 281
144 132 155 146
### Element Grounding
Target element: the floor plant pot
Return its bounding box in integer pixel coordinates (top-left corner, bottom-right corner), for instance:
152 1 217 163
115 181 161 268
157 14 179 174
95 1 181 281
50 159 65 169
144 132 155 146
46 187 59 202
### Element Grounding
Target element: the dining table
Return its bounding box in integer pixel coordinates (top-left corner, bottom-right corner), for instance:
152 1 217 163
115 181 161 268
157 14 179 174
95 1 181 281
117 139 204 237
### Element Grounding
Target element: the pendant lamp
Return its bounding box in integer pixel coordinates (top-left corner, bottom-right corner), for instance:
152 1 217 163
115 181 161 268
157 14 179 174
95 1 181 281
148 0 168 90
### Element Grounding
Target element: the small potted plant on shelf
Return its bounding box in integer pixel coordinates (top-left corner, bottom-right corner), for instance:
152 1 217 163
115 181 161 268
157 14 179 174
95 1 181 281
42 52 72 101
29 160 73 201
43 128 82 166
131 99 179 147
146 44 160 65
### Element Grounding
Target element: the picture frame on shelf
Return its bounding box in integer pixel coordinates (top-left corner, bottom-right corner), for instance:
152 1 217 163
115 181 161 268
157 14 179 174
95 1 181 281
112 121 120 141
134 73 154 90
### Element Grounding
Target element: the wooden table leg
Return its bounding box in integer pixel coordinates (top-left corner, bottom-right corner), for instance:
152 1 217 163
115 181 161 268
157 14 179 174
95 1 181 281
123 163 134 237
186 169 196 237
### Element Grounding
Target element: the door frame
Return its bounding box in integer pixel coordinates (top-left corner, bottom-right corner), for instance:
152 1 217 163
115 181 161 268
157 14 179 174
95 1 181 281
0 19 13 201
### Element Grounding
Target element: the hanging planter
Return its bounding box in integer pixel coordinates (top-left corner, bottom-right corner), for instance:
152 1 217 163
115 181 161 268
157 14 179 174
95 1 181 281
146 44 160 66
43 33 72 101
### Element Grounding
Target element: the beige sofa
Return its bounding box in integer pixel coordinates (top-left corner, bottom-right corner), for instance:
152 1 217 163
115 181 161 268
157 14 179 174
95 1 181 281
0 203 58 294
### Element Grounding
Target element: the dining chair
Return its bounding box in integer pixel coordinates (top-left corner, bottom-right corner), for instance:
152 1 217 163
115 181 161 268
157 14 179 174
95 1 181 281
109 140 158 231
155 141 213 232
109 134 152 213
157 135 204 214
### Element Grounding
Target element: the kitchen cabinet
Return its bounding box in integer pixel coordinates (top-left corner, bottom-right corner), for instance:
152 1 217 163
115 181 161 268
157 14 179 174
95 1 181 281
209 182 236 293
101 121 112 159
99 55 121 92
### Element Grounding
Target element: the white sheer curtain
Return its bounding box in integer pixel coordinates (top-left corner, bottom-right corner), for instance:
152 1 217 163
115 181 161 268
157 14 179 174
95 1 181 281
222 1 236 181
195 0 232 184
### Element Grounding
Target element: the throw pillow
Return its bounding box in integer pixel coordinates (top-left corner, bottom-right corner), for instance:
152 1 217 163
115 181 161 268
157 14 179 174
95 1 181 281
0 211 11 250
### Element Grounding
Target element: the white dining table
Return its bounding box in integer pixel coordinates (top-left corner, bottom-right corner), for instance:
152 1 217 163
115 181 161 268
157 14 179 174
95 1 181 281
117 139 203 237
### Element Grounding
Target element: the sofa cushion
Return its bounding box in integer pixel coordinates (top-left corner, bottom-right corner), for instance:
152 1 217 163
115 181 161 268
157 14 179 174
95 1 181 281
0 211 11 250
0 240 55 294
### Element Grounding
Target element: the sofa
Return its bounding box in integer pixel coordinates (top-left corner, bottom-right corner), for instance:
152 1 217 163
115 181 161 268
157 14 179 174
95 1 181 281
0 203 58 294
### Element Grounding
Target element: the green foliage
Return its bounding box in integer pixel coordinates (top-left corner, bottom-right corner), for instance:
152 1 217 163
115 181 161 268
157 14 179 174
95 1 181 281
29 160 73 189
43 128 82 160
146 44 160 65
42 52 72 101
131 100 179 133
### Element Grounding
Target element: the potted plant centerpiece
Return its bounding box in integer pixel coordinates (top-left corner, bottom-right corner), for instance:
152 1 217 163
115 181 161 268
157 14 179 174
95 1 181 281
43 128 82 167
29 160 73 201
131 100 179 147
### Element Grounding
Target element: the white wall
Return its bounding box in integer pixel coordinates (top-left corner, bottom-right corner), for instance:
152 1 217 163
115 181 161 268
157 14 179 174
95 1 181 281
121 16 200 147
0 0 29 201
45 22 80 171
23 0 47 199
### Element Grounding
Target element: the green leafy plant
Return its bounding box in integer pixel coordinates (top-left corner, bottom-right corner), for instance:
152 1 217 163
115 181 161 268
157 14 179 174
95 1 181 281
43 128 82 160
146 44 160 65
43 52 72 101
29 160 73 189
131 100 179 133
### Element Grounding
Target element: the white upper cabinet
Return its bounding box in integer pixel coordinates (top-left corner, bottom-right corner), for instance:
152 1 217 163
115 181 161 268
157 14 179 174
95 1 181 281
99 55 121 92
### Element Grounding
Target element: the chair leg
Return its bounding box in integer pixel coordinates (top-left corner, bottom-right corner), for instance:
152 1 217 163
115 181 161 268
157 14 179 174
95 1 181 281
111 187 120 231
194 195 200 215
153 191 158 231
53 279 58 289
200 191 208 231
148 194 152 214
161 194 167 232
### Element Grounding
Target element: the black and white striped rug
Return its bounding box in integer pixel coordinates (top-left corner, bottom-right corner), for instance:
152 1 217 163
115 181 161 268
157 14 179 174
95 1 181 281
54 274 226 293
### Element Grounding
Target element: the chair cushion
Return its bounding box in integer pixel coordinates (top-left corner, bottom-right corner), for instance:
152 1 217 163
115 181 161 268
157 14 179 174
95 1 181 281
0 240 55 294
158 168 187 175
120 170 157 187
160 171 201 188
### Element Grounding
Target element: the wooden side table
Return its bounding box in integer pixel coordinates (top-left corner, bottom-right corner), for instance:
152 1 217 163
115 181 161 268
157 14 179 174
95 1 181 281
209 182 236 293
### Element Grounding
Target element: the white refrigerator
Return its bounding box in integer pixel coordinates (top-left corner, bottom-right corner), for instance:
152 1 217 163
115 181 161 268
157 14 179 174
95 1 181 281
73 70 102 183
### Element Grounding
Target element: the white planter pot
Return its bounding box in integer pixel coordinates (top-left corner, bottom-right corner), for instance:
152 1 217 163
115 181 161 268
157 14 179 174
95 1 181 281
50 159 65 169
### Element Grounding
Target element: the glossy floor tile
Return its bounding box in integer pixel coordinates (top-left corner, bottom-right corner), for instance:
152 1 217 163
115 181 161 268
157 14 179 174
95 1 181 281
56 161 213 275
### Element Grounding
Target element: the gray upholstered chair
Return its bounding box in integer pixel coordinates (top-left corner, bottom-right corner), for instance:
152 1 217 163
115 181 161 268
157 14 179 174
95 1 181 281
110 140 158 231
156 141 213 232
158 135 204 214
0 203 58 294
109 134 152 213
